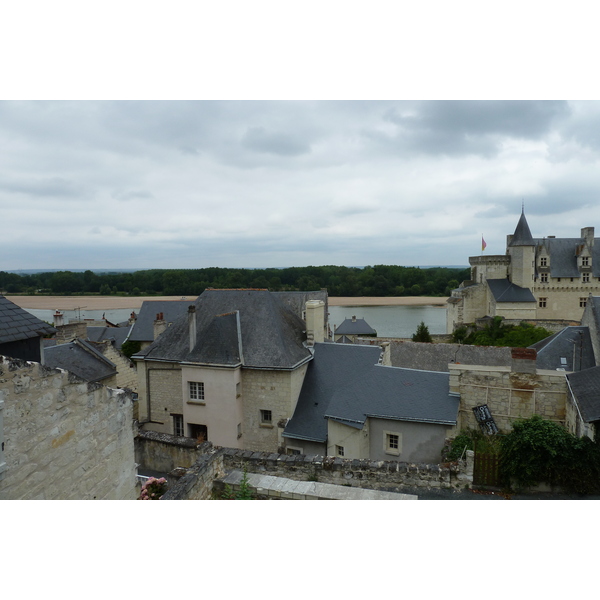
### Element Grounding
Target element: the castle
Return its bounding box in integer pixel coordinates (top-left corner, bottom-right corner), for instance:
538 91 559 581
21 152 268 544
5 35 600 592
447 209 600 332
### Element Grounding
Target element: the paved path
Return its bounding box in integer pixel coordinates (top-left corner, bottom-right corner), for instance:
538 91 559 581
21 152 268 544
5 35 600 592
221 470 418 500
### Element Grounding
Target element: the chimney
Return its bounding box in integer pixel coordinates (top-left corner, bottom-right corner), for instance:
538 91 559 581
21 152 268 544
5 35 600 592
53 310 64 327
305 300 325 346
188 305 197 352
582 227 595 247
511 347 537 374
352 315 357 322
379 342 391 366
153 312 167 340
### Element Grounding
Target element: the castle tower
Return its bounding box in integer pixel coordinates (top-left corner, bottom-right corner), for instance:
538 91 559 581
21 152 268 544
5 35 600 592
506 208 536 288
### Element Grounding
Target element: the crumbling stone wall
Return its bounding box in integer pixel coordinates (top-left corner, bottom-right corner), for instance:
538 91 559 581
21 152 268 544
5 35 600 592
0 355 137 500
92 340 138 392
135 430 200 473
138 437 474 499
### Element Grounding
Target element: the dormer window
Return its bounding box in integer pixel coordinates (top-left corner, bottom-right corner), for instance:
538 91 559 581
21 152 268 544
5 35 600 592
582 256 590 267
540 257 547 267
540 273 548 283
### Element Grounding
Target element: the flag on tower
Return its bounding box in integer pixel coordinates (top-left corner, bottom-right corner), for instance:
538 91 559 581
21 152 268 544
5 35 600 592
482 236 487 251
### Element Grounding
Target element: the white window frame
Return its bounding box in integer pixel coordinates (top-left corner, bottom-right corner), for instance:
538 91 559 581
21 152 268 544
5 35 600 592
540 273 548 283
286 446 302 455
539 297 547 308
383 430 402 456
188 381 205 403
580 297 588 308
336 445 345 457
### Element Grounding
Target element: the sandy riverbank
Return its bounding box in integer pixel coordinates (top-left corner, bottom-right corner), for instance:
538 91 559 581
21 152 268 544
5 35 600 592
5 294 448 310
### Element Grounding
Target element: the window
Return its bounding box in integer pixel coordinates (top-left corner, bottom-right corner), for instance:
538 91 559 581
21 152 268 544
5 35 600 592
583 273 590 283
384 430 401 456
189 381 204 402
172 414 184 437
237 423 242 439
580 298 587 308
540 273 548 283
582 256 590 266
539 298 547 308
236 382 241 398
540 257 547 267
260 409 272 425
336 445 345 457
287 447 302 455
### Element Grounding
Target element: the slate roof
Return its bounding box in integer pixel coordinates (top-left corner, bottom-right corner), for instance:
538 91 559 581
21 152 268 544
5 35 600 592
567 366 600 422
87 325 132 349
128 301 190 342
509 210 534 246
334 317 377 336
0 295 56 344
44 339 117 383
273 290 328 326
136 289 312 369
487 279 536 303
530 326 595 372
283 343 459 443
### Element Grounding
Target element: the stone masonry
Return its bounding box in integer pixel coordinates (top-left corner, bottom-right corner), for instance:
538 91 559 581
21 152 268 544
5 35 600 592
0 355 137 500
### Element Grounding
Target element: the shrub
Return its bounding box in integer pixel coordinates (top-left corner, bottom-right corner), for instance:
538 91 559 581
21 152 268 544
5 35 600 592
138 477 167 500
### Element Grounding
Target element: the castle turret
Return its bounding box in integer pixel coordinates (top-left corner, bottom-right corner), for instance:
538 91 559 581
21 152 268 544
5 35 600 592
507 208 536 288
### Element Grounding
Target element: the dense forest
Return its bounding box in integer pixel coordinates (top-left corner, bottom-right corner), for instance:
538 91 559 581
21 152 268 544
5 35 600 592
0 265 470 297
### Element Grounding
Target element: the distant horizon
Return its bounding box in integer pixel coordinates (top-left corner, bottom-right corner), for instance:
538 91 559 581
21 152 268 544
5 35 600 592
5 265 470 275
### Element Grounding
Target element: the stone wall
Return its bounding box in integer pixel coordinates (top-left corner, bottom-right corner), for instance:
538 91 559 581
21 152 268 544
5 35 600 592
93 340 138 392
449 363 568 433
0 355 137 500
137 437 474 499
55 322 87 344
135 430 200 473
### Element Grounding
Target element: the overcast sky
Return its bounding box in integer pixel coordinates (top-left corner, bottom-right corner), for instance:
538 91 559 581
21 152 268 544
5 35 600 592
4 100 600 271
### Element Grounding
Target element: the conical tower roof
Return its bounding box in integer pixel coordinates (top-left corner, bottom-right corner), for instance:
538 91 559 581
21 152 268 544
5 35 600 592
509 209 534 246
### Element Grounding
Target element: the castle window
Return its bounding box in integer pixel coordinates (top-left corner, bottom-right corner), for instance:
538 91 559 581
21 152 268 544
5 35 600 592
539 298 547 308
582 256 590 266
260 409 272 424
540 257 547 267
583 273 590 283
540 273 548 283
189 381 205 403
580 298 587 308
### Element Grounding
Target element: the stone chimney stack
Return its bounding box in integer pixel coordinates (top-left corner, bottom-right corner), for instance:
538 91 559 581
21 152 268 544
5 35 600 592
305 300 325 347
582 227 595 247
352 315 357 322
379 342 391 366
53 310 64 327
153 312 167 340
188 305 197 352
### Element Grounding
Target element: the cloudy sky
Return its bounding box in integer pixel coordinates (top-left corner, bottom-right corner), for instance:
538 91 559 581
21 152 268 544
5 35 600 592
4 100 600 271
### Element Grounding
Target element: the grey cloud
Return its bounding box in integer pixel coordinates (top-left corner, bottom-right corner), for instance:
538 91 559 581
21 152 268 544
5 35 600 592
1 177 88 198
112 189 155 202
241 126 312 156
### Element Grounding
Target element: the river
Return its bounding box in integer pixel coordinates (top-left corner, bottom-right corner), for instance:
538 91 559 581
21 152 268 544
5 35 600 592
25 303 447 339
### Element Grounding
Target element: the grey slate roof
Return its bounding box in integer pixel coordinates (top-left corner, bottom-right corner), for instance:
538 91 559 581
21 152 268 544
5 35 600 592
44 339 117 383
567 366 600 422
273 290 328 326
0 295 55 344
137 289 312 369
87 325 132 349
530 326 595 372
128 301 190 342
509 211 534 246
541 237 583 278
334 317 377 336
487 279 536 303
283 343 459 443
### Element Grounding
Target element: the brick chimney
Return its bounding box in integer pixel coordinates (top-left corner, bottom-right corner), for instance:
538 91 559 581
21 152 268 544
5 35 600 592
511 347 537 374
153 312 167 340
305 300 325 346
188 305 197 352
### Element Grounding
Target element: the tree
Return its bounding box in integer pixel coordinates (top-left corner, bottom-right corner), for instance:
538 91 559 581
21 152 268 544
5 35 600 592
412 321 433 343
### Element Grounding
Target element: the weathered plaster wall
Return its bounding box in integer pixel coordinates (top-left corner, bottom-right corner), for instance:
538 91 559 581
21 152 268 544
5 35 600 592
0 355 137 500
449 363 567 433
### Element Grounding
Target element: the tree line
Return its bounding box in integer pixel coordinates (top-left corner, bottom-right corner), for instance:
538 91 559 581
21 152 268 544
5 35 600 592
0 265 470 297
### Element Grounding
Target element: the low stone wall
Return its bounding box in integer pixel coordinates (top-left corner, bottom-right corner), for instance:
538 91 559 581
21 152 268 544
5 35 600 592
135 430 201 473
147 438 474 499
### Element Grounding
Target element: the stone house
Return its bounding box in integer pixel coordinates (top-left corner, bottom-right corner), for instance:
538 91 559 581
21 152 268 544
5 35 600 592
333 315 376 343
132 289 328 453
448 209 600 332
0 294 55 364
282 342 459 463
